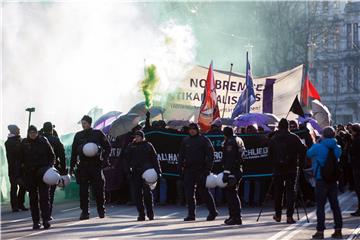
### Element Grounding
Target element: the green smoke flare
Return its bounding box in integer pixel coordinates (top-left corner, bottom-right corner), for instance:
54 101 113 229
141 64 159 109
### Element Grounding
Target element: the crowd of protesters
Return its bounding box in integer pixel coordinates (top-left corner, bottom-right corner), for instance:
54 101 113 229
4 113 360 236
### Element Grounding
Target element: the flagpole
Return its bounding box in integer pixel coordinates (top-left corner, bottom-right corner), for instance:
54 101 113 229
245 52 249 114
285 110 290 119
221 63 233 118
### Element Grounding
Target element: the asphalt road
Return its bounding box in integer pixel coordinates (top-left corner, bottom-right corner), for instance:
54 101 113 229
1 191 359 240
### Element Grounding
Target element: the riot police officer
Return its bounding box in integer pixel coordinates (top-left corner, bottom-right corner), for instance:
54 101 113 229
222 127 245 225
41 122 66 220
124 130 161 221
20 125 55 230
178 123 218 221
70 115 111 220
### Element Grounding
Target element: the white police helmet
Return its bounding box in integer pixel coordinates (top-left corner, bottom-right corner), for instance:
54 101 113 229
216 172 228 188
205 173 218 188
142 168 158 184
82 143 99 157
58 174 71 187
43 167 61 186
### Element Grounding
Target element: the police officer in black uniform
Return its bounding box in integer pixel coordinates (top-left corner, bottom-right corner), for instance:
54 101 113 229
5 125 28 212
222 127 245 225
70 115 111 220
178 123 218 221
41 122 67 220
20 125 55 230
124 130 161 221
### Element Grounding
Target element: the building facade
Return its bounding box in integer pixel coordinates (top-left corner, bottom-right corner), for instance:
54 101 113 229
310 1 360 124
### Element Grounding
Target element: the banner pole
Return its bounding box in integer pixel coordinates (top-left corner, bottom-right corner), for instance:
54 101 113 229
222 63 233 118
246 52 249 114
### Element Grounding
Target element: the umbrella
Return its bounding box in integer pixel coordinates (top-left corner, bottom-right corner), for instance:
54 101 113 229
167 120 191 129
311 100 331 128
233 113 280 128
298 116 323 133
93 111 122 130
109 113 141 137
128 102 165 120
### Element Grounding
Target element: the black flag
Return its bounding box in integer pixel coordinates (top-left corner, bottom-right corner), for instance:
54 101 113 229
289 95 305 117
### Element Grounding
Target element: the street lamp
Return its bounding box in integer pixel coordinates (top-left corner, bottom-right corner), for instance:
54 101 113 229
25 107 35 128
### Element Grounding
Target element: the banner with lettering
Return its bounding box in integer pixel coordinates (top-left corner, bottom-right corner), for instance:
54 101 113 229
144 130 272 178
161 64 303 120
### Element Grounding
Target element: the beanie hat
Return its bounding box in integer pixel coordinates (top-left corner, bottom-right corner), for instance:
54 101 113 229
8 125 19 134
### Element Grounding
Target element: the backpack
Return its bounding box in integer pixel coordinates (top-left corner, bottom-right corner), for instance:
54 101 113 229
320 149 341 183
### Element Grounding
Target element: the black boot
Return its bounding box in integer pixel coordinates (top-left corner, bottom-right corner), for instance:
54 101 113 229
312 231 324 239
184 215 195 221
224 217 232 224
137 215 146 221
43 221 51 230
225 217 242 225
98 210 105 219
19 205 28 211
147 211 154 221
286 216 296 224
206 211 218 221
79 211 89 220
32 222 41 230
331 229 342 239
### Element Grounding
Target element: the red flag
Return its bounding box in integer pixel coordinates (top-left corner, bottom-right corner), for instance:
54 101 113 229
198 61 220 132
301 75 321 106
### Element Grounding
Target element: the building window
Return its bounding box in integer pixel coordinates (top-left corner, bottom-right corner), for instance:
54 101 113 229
323 68 329 94
334 25 340 50
354 23 359 48
354 66 359 91
334 67 340 94
323 1 329 13
347 66 352 92
347 23 353 49
323 30 329 49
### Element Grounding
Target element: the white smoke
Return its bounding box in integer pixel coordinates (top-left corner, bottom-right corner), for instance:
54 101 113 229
1 2 196 139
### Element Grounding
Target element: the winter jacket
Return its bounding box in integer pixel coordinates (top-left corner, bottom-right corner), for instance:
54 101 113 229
70 128 111 168
222 136 245 177
124 141 161 175
5 135 23 178
307 138 342 180
269 129 306 175
20 136 55 171
178 134 215 173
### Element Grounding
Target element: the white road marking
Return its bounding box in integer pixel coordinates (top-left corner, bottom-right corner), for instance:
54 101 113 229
346 223 360 240
267 191 354 240
117 212 179 232
159 212 179 219
61 207 79 212
6 217 31 223
281 195 356 240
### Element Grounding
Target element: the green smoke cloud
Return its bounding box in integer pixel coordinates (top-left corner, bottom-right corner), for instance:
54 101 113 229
141 64 159 109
